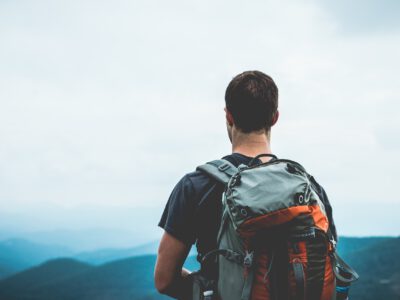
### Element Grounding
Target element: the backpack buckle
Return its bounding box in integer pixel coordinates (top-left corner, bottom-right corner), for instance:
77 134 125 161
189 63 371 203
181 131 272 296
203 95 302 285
224 250 244 265
218 163 230 172
243 250 254 268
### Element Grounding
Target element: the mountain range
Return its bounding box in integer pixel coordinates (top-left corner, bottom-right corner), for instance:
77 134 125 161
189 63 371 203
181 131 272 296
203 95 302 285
0 239 73 279
0 237 399 299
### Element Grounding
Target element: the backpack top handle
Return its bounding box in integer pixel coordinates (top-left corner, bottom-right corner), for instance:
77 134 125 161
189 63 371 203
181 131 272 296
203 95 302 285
248 153 278 167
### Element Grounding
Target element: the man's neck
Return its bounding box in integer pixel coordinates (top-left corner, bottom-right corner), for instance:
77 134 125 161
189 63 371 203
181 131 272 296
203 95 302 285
231 129 272 160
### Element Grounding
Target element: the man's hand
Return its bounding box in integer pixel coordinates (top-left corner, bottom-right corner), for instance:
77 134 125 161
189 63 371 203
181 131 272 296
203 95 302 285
154 231 192 298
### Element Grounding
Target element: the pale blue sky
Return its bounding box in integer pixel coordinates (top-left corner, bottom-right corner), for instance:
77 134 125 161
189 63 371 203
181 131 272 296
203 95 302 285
0 0 399 248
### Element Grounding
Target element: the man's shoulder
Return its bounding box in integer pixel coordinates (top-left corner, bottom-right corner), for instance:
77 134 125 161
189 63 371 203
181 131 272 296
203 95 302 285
187 154 241 181
182 169 217 194
187 153 253 184
174 153 253 197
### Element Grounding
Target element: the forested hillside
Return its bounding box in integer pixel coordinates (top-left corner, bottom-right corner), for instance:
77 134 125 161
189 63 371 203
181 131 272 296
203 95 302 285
0 237 398 299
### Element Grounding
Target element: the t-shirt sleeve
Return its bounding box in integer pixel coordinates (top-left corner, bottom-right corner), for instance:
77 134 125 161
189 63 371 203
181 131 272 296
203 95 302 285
158 175 197 246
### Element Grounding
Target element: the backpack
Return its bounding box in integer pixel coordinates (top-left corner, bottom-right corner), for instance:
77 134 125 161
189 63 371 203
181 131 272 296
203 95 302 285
191 154 358 300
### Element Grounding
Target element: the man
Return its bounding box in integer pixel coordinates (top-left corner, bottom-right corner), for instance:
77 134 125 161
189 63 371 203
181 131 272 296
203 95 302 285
154 70 336 299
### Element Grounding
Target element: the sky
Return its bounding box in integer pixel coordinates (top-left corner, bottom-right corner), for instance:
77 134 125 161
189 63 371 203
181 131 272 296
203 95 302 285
0 0 399 249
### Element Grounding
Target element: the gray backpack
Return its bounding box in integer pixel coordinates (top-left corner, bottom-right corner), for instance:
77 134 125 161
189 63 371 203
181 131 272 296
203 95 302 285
189 154 358 300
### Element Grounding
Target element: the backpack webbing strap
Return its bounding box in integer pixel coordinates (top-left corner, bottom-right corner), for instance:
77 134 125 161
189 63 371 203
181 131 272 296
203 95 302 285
196 159 238 185
241 270 255 300
241 251 256 300
200 249 244 266
217 209 229 244
292 260 305 300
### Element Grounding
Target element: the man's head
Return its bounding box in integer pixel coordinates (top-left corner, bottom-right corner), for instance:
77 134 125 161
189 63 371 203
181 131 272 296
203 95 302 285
225 70 279 141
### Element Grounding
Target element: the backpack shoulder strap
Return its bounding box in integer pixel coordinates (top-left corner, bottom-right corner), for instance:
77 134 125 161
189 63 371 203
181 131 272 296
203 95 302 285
196 159 238 185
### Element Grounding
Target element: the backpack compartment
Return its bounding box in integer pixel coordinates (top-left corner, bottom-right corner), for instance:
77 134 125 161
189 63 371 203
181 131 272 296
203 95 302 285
217 162 335 300
244 231 335 300
226 162 329 235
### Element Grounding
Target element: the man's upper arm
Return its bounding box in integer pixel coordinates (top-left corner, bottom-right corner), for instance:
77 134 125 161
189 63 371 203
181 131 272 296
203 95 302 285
154 231 191 296
155 174 199 297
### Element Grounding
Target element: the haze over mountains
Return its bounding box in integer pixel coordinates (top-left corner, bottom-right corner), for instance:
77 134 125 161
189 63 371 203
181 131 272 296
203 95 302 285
0 209 163 251
0 236 399 300
0 238 161 280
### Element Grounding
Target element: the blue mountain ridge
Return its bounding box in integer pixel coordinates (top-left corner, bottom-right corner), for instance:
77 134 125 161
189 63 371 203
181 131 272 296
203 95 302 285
0 239 73 279
0 237 399 299
0 238 196 279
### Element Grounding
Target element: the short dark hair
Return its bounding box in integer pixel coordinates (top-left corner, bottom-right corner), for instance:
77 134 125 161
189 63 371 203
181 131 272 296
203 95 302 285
225 70 278 133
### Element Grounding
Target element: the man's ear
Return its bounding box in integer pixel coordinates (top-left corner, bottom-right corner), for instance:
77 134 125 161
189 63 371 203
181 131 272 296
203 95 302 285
224 107 234 126
271 110 279 126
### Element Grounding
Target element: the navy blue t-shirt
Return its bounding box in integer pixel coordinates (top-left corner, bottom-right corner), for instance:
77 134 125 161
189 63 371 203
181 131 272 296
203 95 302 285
158 153 336 276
